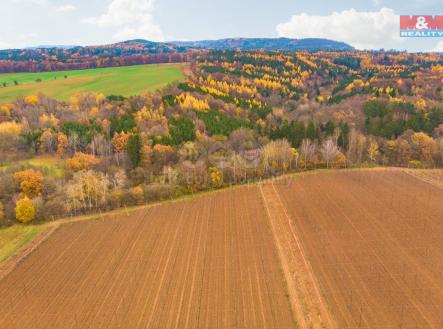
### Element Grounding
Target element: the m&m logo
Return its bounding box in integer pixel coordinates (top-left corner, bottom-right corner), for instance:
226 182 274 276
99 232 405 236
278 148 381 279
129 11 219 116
400 15 443 37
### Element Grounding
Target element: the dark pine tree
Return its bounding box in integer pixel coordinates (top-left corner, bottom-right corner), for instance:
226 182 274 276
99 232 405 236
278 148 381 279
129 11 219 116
126 133 142 168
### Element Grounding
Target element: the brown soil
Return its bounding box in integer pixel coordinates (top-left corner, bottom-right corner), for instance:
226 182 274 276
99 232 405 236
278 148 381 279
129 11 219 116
404 169 443 189
260 183 335 329
273 169 443 329
0 186 296 329
1 169 441 329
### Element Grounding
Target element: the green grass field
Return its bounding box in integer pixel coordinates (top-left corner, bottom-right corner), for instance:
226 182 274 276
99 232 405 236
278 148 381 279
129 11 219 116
1 155 64 177
0 225 40 263
0 63 186 103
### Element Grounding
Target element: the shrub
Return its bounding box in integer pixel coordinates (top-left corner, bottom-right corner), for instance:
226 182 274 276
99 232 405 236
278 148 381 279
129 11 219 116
143 184 177 202
41 198 67 220
15 197 36 223
131 185 144 204
108 190 125 209
409 160 422 168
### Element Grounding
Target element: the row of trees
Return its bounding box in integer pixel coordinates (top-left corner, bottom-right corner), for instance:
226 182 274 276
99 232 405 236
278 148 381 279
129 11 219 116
1 123 441 225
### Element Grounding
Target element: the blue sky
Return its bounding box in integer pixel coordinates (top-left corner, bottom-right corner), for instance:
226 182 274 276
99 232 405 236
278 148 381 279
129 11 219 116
1 0 442 51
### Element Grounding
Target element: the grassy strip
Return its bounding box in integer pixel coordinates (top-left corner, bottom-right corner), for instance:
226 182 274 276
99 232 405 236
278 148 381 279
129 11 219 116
0 225 41 264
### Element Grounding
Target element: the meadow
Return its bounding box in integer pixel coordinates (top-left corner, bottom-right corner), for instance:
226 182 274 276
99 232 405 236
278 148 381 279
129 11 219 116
0 63 185 103
0 156 63 177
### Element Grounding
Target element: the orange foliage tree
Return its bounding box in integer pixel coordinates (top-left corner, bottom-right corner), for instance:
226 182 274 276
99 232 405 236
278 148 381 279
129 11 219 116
14 169 44 198
66 152 100 171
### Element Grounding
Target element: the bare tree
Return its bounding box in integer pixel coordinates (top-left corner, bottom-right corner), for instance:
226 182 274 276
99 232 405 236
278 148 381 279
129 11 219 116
261 139 293 173
320 139 340 168
300 139 317 168
347 129 367 164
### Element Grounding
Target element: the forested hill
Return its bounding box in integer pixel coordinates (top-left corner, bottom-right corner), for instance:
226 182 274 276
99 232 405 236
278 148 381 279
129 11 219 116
170 38 354 51
0 40 188 62
0 40 193 73
0 38 353 73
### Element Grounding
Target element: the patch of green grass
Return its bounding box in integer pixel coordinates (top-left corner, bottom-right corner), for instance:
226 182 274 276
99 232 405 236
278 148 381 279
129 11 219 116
0 225 40 263
1 155 64 177
0 63 186 103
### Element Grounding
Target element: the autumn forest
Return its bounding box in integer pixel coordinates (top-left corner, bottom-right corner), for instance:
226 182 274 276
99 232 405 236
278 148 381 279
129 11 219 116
0 48 442 224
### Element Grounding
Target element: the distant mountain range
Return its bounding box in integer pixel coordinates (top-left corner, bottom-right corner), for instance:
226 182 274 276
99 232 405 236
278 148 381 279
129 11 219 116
16 37 353 53
0 38 353 73
25 45 77 50
170 38 354 51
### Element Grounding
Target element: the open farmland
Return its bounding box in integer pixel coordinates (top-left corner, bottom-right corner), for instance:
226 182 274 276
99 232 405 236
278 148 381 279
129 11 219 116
0 63 185 103
0 169 442 328
268 169 443 329
0 187 296 329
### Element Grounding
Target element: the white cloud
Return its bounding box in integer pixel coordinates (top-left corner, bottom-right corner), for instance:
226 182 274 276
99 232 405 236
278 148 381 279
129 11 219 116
432 42 443 52
56 4 76 12
276 8 404 50
83 0 163 41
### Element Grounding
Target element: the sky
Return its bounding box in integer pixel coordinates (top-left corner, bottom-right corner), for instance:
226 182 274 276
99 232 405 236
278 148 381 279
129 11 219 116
1 0 442 52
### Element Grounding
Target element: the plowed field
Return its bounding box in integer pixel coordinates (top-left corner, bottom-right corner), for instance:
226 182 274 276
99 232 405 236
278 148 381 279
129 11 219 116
0 169 441 329
0 187 296 329
271 169 443 329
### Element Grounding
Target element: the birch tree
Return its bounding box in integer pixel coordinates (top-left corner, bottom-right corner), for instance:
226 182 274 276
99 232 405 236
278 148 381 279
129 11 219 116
320 139 340 168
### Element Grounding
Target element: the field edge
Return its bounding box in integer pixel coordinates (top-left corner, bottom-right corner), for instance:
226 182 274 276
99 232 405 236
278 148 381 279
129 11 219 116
0 224 59 282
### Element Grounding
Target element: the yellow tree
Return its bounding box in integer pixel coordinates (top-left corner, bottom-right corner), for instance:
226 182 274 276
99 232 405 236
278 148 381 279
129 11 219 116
111 132 129 165
15 197 36 223
176 94 210 112
262 139 294 172
411 132 437 163
57 132 69 157
24 95 39 106
209 167 223 187
367 140 379 163
14 169 44 198
0 105 11 117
